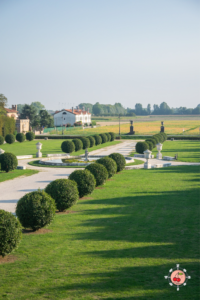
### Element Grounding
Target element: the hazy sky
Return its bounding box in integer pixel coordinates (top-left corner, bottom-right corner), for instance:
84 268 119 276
0 0 199 110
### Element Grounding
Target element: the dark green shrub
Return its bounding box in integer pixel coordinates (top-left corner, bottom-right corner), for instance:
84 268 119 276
146 138 156 148
154 134 163 143
0 135 4 145
96 157 117 178
5 134 15 144
88 136 95 147
152 136 159 144
105 132 111 142
26 131 35 141
0 152 18 172
108 153 126 172
16 133 25 143
69 170 96 198
109 132 115 141
146 141 154 151
99 133 108 143
16 190 56 231
72 139 83 152
79 137 90 149
61 140 75 153
93 134 102 145
136 142 149 154
85 163 108 186
0 210 22 257
161 132 167 141
45 179 79 212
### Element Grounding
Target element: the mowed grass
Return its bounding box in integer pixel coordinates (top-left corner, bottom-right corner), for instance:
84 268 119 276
0 166 199 299
0 140 121 158
0 169 38 183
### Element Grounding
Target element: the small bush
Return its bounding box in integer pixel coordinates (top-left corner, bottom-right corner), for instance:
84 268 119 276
45 179 79 212
79 137 90 149
0 152 18 172
152 136 159 144
88 136 95 147
0 210 22 257
5 134 15 144
99 133 108 143
69 170 96 198
105 132 111 142
154 134 163 143
72 139 83 152
96 157 117 178
146 141 154 151
146 138 156 148
108 153 126 172
26 132 35 141
16 190 56 231
109 132 115 141
85 163 108 186
61 140 75 153
136 142 149 154
0 135 4 145
93 134 102 145
16 133 26 143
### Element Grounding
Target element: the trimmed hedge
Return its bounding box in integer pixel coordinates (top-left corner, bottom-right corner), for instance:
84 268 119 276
93 134 102 145
61 140 75 153
0 152 18 172
146 138 156 148
88 136 95 147
16 133 26 143
45 179 79 212
0 135 4 145
85 163 108 186
109 153 126 172
16 190 56 231
35 135 83 139
72 139 83 152
109 132 115 141
79 137 90 149
0 210 22 257
69 169 96 198
96 157 117 178
105 132 111 142
5 134 15 144
26 132 35 141
99 133 108 143
136 142 149 154
146 141 154 151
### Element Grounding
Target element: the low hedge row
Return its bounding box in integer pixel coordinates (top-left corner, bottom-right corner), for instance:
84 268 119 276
136 132 168 154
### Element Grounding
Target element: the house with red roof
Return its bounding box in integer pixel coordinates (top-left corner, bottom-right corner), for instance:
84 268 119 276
53 106 91 126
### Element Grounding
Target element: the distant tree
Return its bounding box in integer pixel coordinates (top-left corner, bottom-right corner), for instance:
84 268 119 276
32 110 53 131
147 104 151 115
192 106 200 114
79 103 93 113
16 104 25 114
0 94 7 115
31 102 45 114
20 104 37 129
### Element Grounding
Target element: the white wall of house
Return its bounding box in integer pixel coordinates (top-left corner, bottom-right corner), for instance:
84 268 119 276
53 110 91 126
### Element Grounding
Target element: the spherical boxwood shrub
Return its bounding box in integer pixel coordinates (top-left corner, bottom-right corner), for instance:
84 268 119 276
79 137 90 149
69 169 96 198
0 210 22 257
146 141 154 151
61 140 75 153
152 135 159 144
16 190 56 231
16 133 26 143
146 138 156 148
99 133 108 144
72 139 83 152
105 132 111 142
154 134 163 143
88 136 95 147
108 153 126 172
136 142 149 154
26 131 35 141
45 179 79 212
96 157 117 178
0 152 18 172
5 134 15 144
0 135 4 145
93 134 102 145
109 132 115 141
85 163 108 186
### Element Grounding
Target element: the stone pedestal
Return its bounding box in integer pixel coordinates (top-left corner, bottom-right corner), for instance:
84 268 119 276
156 152 162 160
129 120 135 134
144 161 151 169
36 151 42 158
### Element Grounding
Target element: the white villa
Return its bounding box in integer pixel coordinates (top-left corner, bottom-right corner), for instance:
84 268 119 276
53 106 91 126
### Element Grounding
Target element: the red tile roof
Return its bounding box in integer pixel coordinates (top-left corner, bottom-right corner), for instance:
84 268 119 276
5 108 18 113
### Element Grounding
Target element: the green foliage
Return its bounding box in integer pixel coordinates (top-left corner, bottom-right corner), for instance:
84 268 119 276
69 169 96 198
0 115 16 137
136 142 149 154
26 131 35 141
88 136 95 147
31 101 45 114
5 134 15 144
146 138 156 148
146 141 154 151
32 109 53 130
16 190 56 231
96 157 117 178
0 94 7 115
99 133 107 143
105 132 111 142
109 132 115 141
108 153 126 172
20 104 37 124
79 137 90 149
93 134 102 145
85 163 108 186
45 179 79 212
0 152 18 172
61 140 75 153
0 210 22 257
0 135 4 145
72 139 83 151
16 133 25 143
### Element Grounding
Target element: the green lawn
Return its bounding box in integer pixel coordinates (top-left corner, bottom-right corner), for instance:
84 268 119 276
0 140 121 158
0 166 199 299
28 160 85 168
0 169 38 183
126 159 144 166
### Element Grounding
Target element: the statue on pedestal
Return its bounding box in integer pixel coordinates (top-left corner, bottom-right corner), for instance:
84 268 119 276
129 120 135 134
85 148 89 161
160 121 165 133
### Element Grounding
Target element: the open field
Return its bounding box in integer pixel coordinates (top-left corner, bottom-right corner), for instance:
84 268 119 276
0 166 199 299
0 169 38 183
93 115 200 122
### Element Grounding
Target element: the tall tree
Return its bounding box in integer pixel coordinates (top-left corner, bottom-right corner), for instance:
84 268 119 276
147 104 151 114
31 102 45 114
20 104 37 129
17 104 25 114
135 103 143 115
0 94 7 115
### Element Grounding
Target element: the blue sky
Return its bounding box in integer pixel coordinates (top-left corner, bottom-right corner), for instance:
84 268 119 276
0 0 199 110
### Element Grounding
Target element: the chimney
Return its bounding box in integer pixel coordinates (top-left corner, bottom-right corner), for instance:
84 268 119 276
77 105 79 111
83 106 85 111
87 108 89 113
72 107 74 113
12 105 17 111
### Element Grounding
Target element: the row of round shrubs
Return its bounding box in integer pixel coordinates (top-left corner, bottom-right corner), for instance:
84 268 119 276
0 132 35 145
136 132 168 154
61 132 115 153
0 152 126 257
